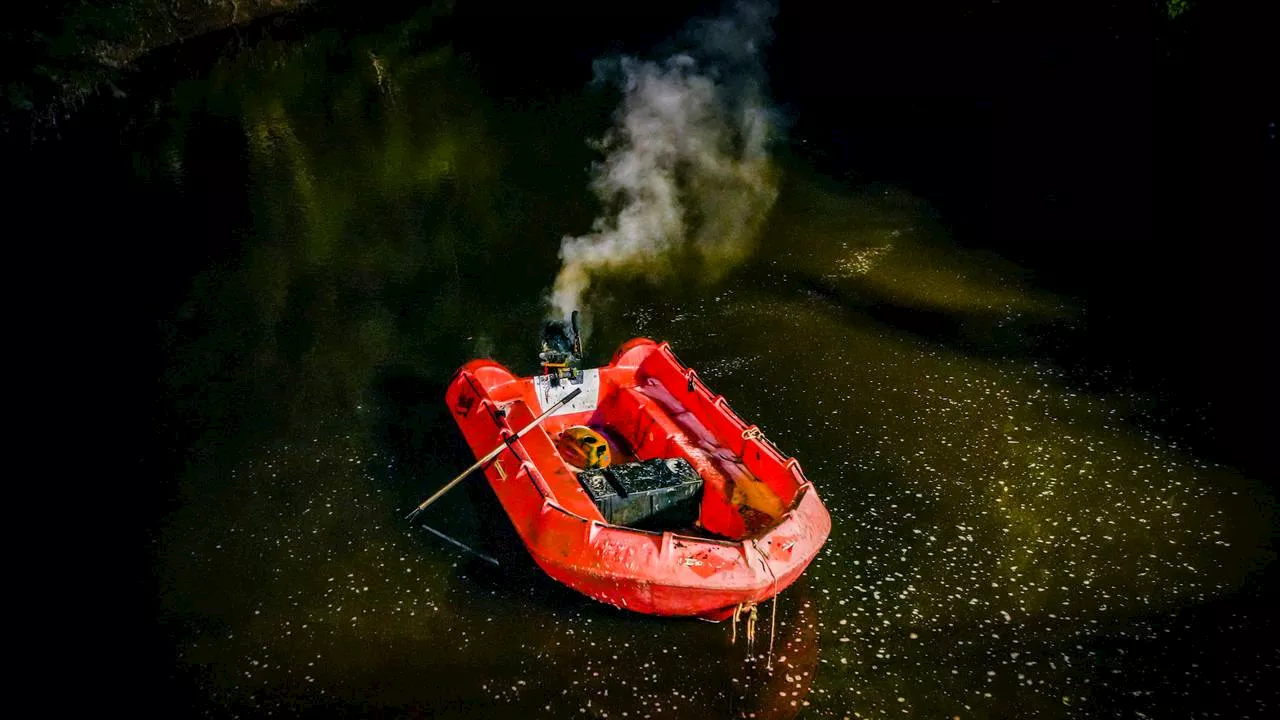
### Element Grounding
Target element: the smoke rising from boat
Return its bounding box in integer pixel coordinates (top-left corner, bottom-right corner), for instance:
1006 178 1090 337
549 1 780 323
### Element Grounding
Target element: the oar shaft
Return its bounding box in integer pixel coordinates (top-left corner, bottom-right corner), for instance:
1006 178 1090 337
405 386 582 520
408 437 509 517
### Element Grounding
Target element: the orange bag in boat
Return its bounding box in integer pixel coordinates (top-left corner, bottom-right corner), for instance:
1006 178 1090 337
556 426 611 469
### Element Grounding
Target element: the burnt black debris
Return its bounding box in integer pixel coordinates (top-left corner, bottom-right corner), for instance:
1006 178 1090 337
577 458 704 530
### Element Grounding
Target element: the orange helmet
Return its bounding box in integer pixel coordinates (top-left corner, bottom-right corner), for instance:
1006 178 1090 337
555 426 611 469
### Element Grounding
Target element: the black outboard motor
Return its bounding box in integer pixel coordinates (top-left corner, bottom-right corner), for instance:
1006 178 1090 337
539 310 583 384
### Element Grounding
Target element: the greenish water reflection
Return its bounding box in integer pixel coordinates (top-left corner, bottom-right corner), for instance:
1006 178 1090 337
151 14 1273 720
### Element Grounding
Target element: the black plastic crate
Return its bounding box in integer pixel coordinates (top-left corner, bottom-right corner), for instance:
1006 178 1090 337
577 458 704 529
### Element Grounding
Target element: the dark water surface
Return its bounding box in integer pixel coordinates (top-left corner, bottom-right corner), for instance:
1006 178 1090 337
113 7 1278 719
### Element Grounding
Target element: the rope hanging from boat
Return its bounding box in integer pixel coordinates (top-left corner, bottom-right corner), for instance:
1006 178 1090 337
731 601 759 649
752 539 780 671
729 541 781 671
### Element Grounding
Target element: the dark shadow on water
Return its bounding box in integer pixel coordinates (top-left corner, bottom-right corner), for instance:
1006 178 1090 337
797 273 973 345
784 269 1054 360
368 365 569 598
369 369 468 480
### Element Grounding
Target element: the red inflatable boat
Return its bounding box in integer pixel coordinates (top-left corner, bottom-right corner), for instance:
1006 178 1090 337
444 338 831 620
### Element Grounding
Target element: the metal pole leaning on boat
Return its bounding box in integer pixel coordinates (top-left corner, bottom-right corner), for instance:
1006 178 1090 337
405 387 583 522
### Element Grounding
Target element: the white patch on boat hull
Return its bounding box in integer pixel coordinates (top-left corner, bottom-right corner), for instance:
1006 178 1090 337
533 368 601 416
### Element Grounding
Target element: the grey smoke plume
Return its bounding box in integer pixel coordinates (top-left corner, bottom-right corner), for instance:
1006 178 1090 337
549 1 779 321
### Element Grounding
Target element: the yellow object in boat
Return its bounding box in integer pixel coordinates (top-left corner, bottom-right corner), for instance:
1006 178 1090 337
556 426 611 469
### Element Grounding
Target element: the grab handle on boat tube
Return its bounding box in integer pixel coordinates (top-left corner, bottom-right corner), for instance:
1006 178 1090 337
405 387 583 522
